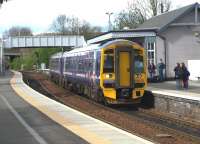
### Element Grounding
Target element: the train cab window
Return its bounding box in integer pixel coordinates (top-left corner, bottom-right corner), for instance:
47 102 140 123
103 49 114 73
134 53 144 73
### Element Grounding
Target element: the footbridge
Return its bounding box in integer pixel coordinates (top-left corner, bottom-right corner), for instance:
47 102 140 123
3 35 86 49
0 35 86 74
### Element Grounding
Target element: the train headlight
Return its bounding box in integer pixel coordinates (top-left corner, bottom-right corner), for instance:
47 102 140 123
105 74 112 78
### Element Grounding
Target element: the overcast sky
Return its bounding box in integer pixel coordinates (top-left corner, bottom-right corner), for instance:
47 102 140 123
0 0 200 36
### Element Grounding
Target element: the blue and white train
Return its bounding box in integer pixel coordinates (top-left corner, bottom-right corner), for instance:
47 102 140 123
49 39 147 104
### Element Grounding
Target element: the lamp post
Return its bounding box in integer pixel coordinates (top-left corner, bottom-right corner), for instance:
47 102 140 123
0 39 6 75
106 12 113 31
0 39 3 74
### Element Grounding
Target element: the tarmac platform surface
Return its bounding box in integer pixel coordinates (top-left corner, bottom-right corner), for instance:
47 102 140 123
0 72 88 144
0 71 154 144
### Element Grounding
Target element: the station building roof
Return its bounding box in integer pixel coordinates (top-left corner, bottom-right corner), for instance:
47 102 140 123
88 3 199 45
136 3 199 33
87 30 156 44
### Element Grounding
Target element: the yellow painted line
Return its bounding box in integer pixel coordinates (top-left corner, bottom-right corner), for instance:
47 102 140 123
10 73 112 144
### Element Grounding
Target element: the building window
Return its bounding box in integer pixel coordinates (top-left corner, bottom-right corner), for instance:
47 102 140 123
147 41 155 65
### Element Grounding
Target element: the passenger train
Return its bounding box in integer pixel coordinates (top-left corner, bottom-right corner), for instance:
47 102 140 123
49 39 147 104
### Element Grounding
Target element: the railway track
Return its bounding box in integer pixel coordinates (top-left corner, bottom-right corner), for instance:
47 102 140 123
22 71 200 144
116 107 200 141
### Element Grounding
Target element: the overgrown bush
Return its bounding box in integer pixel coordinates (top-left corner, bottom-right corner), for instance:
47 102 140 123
10 48 62 70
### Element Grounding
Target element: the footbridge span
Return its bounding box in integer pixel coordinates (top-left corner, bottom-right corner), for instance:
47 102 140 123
3 35 86 49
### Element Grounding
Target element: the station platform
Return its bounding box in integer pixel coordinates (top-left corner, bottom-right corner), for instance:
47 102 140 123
147 80 200 101
8 71 153 144
0 71 89 144
147 80 200 122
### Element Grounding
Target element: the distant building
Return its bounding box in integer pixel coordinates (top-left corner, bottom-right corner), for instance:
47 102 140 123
88 3 200 79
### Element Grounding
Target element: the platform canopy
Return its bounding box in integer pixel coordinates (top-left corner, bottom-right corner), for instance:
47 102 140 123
87 30 156 45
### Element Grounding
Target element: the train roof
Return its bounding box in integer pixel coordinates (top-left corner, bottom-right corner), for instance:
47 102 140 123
50 52 63 59
63 44 101 57
51 39 143 58
63 39 139 56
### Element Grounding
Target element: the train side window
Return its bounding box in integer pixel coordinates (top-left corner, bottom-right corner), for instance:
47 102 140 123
96 51 101 77
55 58 58 70
89 59 93 71
68 57 72 71
72 57 76 72
78 58 84 73
65 57 69 71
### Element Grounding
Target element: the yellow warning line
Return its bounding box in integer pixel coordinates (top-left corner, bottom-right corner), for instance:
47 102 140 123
10 72 112 144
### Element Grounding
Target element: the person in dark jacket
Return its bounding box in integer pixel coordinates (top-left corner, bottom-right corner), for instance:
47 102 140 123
174 63 182 89
158 59 165 81
181 63 190 89
148 62 156 81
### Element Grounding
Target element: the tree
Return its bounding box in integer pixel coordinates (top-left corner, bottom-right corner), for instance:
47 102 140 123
51 14 68 35
3 26 33 38
10 48 62 70
34 48 62 67
150 0 171 16
51 15 80 35
0 0 7 6
51 15 102 39
114 0 171 30
114 4 147 30
79 21 102 40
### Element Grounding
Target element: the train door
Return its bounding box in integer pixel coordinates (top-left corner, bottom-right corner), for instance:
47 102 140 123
119 52 130 87
116 47 133 88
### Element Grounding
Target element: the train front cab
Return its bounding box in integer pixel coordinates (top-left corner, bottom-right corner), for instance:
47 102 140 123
100 41 147 104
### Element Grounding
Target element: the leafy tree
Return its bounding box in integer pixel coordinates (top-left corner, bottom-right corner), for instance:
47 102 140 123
114 4 147 29
34 48 62 67
10 57 22 70
10 48 62 70
79 21 102 40
22 53 37 70
51 14 68 35
51 15 79 35
3 26 33 38
51 15 102 40
114 0 171 30
150 0 171 16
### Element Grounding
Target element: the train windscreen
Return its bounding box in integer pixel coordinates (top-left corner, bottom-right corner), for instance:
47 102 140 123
103 49 114 73
134 53 144 73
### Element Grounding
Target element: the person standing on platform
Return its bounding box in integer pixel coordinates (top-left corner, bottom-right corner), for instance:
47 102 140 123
181 62 190 89
158 59 165 81
148 62 156 81
174 63 182 89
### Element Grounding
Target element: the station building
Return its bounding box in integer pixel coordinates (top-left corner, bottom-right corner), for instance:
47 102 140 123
88 3 200 79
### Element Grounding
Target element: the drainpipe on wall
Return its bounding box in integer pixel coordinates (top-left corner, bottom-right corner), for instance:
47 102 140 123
158 35 167 79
